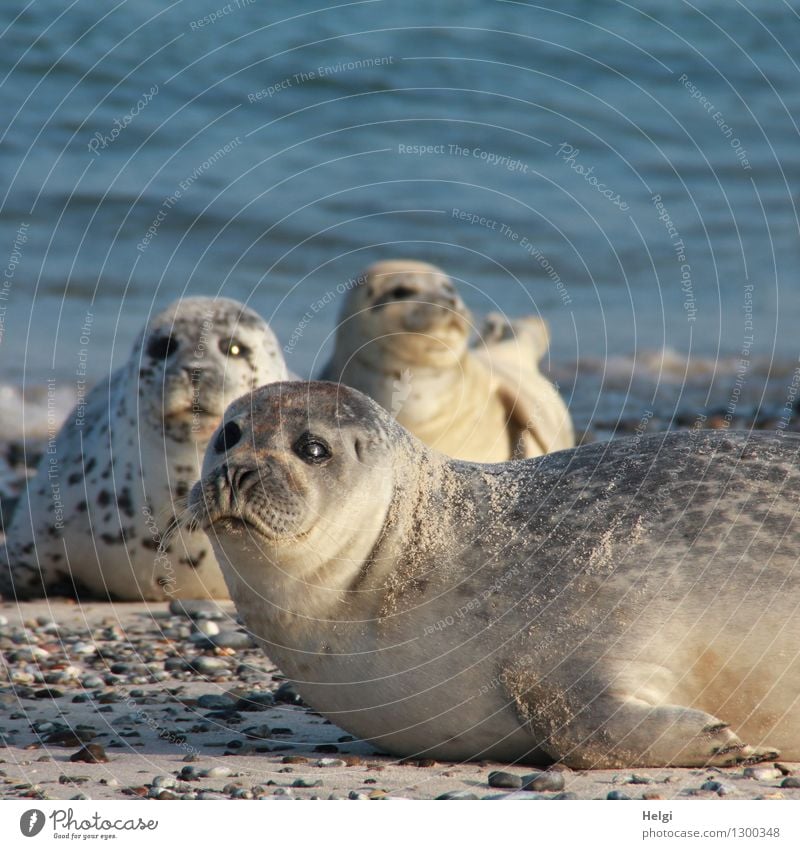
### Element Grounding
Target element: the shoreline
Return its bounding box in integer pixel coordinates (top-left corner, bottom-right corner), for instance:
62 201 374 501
1 600 797 802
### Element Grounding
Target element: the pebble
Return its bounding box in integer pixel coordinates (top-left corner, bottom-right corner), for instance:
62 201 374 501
193 621 220 636
202 766 234 779
780 777 800 788
151 775 178 789
606 790 631 800
235 692 274 711
273 683 304 705
210 631 255 650
191 657 229 676
436 791 479 800
316 758 347 768
701 780 734 796
292 778 323 788
488 771 523 789
197 694 238 710
69 744 108 764
168 599 228 620
521 771 565 792
743 767 782 781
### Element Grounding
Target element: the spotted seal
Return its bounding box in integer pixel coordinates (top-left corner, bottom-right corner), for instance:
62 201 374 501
320 259 574 461
187 380 800 767
1 297 287 600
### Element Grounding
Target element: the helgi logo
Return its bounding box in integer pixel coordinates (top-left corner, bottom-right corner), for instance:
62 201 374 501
20 809 46 837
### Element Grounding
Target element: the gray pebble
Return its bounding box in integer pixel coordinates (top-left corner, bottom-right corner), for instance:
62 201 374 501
780 777 800 788
202 766 234 779
488 771 523 789
210 631 255 650
743 767 782 781
348 791 370 800
152 775 178 789
522 771 565 792
701 780 734 795
607 790 631 800
169 599 228 620
235 692 274 711
436 791 479 800
316 758 347 768
292 778 323 788
273 787 294 797
191 657 228 676
197 694 238 710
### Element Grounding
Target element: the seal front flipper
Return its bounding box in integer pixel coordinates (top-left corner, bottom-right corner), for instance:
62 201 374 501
507 677 780 769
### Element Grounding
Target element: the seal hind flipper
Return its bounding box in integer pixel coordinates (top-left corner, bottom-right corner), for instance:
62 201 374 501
506 676 780 769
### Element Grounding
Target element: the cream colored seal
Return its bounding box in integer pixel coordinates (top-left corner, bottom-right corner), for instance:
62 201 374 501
188 380 800 767
1 297 288 601
320 260 574 462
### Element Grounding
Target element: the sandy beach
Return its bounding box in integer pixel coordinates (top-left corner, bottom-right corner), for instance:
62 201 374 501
1 598 797 802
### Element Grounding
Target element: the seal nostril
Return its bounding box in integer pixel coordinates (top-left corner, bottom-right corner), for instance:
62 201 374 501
215 420 242 453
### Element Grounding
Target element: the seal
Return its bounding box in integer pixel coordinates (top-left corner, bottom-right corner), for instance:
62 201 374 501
320 259 574 461
1 297 288 601
188 380 800 767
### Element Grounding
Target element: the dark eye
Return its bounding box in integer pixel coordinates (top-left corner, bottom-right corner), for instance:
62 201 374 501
214 420 242 453
293 433 332 464
389 285 416 300
147 334 178 359
220 338 250 358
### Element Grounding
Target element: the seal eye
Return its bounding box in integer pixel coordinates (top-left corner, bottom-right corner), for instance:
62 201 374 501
147 334 178 360
215 420 242 453
220 338 250 358
389 285 416 300
293 433 332 465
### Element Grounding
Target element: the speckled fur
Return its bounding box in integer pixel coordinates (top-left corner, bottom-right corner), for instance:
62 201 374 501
191 381 800 767
1 297 288 601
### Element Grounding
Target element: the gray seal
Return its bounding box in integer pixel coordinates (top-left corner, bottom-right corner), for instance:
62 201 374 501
187 380 800 767
1 297 287 600
320 260 574 461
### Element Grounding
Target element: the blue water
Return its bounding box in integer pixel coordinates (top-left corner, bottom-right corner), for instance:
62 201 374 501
2 0 800 431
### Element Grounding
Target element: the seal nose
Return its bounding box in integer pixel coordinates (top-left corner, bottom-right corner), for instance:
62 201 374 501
214 420 242 454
